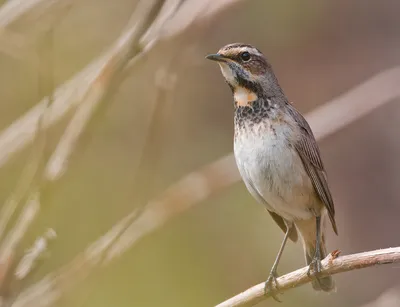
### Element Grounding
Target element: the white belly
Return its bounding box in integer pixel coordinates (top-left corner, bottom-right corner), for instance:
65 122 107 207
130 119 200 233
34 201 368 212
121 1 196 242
234 123 316 221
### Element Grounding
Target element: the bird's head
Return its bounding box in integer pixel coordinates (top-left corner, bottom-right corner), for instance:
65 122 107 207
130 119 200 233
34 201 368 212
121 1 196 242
206 43 283 107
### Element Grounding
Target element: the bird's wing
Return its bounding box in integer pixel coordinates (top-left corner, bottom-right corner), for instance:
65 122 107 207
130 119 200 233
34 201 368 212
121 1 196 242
244 175 298 242
286 103 338 235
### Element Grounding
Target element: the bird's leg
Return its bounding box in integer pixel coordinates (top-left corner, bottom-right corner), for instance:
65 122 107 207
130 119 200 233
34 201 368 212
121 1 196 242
264 224 292 301
307 215 323 277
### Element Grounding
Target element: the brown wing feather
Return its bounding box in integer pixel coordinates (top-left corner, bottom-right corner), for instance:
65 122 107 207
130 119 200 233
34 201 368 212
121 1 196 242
286 103 338 235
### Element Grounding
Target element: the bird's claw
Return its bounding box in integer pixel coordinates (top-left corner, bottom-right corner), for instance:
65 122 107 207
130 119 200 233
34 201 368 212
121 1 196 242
264 271 282 302
307 256 327 288
307 257 322 277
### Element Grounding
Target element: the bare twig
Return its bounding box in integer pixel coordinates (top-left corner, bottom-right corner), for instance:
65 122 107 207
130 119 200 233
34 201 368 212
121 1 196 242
216 248 400 307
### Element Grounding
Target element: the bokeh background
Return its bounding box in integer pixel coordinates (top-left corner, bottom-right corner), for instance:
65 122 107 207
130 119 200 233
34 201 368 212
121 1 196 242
0 0 400 306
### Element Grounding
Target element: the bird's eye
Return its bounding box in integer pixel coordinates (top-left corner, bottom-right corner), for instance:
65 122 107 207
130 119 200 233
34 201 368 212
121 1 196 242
240 51 251 62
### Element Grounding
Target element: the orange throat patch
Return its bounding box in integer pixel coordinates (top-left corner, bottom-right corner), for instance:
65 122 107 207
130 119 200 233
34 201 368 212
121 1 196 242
234 86 258 107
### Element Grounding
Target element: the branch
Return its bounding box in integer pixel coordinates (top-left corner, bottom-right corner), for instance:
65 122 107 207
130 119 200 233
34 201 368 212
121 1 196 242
216 248 400 307
216 247 400 307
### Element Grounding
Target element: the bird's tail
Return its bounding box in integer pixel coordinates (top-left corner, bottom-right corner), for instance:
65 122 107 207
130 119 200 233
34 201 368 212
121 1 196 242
295 218 335 292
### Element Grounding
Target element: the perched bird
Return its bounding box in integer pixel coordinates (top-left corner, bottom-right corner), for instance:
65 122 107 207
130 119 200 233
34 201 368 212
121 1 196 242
206 43 338 298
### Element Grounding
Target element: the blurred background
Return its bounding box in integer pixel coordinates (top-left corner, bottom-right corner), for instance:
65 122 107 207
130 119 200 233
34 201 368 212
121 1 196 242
0 0 399 306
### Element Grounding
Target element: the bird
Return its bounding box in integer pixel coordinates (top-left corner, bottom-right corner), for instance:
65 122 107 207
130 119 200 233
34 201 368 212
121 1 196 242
206 43 338 299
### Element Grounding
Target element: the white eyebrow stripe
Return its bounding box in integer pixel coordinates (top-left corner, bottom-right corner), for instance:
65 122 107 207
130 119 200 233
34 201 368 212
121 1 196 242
221 46 263 57
238 47 262 56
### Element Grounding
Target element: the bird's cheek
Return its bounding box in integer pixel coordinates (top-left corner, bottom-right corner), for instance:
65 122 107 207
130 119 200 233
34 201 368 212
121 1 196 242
218 63 236 84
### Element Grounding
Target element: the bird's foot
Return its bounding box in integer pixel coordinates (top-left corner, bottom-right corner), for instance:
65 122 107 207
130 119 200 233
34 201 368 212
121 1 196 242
264 270 282 302
307 255 325 286
307 255 322 276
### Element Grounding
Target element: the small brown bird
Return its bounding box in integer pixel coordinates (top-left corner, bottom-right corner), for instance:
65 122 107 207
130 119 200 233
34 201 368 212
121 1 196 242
206 43 338 298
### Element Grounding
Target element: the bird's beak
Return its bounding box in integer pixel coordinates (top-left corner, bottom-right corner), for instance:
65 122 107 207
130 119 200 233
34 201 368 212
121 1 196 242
205 53 227 62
